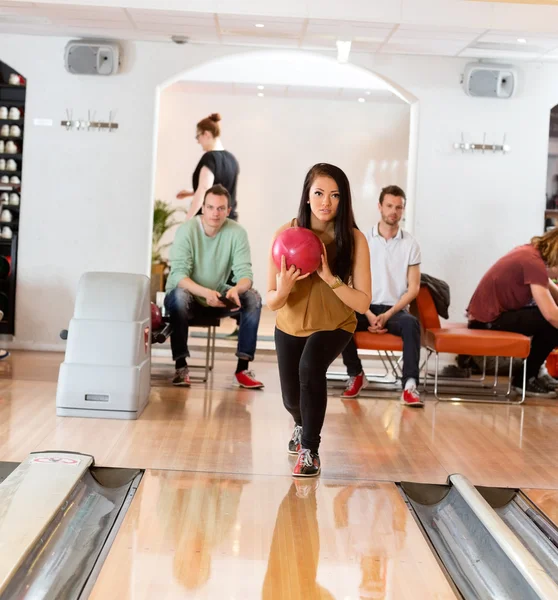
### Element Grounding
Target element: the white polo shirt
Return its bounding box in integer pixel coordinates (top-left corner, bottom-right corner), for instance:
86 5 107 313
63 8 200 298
365 224 421 306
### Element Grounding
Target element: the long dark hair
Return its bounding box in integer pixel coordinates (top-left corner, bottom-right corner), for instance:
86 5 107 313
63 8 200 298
297 163 357 283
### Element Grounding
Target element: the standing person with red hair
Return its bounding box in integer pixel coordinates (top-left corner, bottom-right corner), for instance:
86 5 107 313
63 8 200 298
177 113 240 221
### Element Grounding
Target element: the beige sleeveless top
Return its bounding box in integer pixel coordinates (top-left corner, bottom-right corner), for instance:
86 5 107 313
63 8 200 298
276 220 357 337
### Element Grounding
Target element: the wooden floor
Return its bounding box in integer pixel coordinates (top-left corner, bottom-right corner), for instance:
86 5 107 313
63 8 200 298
3 350 558 597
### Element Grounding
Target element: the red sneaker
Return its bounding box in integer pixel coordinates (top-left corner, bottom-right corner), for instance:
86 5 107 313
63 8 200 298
342 372 368 398
235 370 264 389
400 386 424 407
292 449 321 478
172 367 191 387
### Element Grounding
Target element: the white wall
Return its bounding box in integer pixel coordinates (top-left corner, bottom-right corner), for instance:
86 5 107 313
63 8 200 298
1 34 558 348
154 89 410 297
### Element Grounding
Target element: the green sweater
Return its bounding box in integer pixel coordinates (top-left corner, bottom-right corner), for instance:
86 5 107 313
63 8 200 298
165 217 253 305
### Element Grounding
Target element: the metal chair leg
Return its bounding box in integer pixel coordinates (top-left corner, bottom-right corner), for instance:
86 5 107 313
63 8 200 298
432 350 526 404
203 326 211 382
210 325 216 371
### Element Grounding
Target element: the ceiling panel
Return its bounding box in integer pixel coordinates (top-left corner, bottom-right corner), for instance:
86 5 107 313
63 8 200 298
470 0 558 5
127 9 214 26
2 0 558 62
132 22 216 35
305 19 394 37
34 4 128 20
476 29 558 51
218 14 305 36
393 24 485 41
383 39 473 55
219 36 300 48
460 46 543 58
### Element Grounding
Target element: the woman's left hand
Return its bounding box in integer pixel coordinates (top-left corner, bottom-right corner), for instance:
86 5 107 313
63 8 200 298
316 243 334 284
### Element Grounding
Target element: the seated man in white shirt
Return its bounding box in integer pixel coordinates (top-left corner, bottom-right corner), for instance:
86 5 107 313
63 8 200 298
342 185 423 407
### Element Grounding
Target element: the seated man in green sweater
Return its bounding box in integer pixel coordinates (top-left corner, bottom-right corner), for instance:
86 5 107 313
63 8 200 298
165 184 264 389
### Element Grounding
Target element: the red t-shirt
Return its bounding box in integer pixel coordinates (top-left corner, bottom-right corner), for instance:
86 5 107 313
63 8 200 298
467 244 548 323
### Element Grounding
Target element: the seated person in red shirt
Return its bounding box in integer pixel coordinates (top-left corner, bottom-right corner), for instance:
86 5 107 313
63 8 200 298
467 229 558 398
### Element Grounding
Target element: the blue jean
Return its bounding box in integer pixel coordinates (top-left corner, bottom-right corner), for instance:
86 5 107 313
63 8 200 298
342 304 421 387
164 287 262 362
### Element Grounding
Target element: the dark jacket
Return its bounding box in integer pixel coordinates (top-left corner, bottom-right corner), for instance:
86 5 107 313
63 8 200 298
420 273 450 319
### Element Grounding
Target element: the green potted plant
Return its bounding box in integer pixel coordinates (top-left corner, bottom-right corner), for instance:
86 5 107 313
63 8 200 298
151 199 184 299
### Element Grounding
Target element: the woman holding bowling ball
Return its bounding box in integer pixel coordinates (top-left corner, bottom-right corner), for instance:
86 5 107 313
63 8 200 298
267 163 371 477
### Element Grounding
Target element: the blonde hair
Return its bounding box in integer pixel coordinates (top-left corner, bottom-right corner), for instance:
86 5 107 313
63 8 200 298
531 228 558 267
196 113 221 138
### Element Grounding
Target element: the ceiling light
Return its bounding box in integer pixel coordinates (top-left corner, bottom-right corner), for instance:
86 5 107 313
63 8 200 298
365 91 371 95
517 38 527 44
255 23 265 28
336 40 351 64
258 92 264 97
358 97 365 103
257 85 264 90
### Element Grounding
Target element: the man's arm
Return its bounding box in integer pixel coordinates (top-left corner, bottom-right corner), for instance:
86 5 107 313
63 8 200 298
225 228 253 306
185 166 215 220
376 264 420 328
229 229 253 289
531 283 558 328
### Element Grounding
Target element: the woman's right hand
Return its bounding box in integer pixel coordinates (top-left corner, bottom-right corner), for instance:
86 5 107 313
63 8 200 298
176 189 194 199
276 255 309 297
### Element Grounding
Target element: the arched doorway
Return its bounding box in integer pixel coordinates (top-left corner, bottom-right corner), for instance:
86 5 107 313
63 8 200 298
149 50 418 301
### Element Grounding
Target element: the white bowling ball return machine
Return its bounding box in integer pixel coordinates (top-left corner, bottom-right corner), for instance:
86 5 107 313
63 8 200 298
56 272 151 420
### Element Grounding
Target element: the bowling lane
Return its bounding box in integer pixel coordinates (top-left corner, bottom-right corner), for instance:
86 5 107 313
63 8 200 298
90 470 457 599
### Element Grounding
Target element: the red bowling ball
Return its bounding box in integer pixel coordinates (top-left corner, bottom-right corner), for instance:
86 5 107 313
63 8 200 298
272 227 323 276
151 302 163 331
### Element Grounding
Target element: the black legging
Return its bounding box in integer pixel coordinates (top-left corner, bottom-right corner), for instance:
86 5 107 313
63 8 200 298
275 327 353 453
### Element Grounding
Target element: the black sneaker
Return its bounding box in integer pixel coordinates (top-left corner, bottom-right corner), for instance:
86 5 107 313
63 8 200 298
292 449 321 477
538 374 558 390
513 376 556 398
288 424 302 455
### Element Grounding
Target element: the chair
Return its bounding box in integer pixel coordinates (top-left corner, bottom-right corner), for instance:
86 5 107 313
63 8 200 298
353 331 403 384
151 314 220 383
326 327 404 393
415 286 530 404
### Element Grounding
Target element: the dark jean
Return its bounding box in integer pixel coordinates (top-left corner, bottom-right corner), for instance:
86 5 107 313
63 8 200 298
275 327 353 453
469 306 558 382
164 287 261 362
342 304 421 387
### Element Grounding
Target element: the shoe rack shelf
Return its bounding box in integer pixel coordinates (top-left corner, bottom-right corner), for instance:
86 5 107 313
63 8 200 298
0 60 24 335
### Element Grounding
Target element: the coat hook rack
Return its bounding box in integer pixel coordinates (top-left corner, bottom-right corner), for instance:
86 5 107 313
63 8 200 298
453 132 510 154
61 108 118 132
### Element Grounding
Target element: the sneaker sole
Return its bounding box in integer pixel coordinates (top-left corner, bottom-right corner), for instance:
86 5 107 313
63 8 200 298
342 390 361 398
292 467 321 478
513 387 556 398
236 382 265 389
287 448 299 456
172 381 191 387
400 399 424 407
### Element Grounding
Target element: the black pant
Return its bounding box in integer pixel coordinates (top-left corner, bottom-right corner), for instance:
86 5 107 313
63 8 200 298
342 305 421 386
275 327 352 453
469 306 558 381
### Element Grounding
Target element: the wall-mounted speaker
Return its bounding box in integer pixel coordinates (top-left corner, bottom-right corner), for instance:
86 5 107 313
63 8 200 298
64 40 121 76
463 62 517 99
